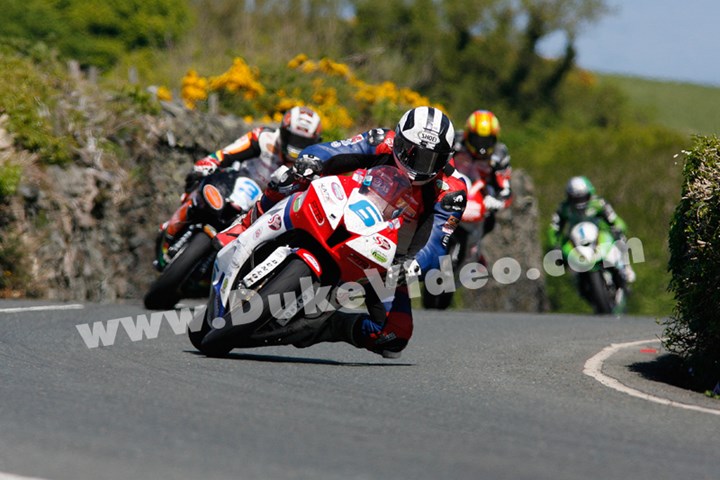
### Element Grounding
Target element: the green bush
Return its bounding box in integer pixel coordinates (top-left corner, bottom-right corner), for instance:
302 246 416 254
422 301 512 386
665 135 720 385
0 41 76 165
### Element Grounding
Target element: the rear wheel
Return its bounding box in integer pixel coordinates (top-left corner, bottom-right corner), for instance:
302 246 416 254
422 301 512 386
421 230 466 310
197 257 314 356
144 233 213 310
422 289 455 310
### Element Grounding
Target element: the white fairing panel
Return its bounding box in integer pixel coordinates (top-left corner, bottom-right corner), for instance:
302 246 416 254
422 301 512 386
214 197 291 307
570 222 599 247
343 189 390 236
312 176 347 229
228 177 262 211
345 234 397 270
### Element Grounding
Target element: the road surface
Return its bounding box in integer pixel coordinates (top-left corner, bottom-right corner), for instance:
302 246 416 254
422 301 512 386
0 300 718 480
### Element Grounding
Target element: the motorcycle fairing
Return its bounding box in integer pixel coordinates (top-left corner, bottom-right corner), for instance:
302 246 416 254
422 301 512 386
228 176 262 211
344 234 396 270
213 196 293 311
312 176 348 230
567 221 625 273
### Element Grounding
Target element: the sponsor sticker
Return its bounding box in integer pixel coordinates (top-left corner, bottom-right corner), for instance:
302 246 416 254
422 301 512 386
373 235 392 250
319 184 332 201
292 194 303 212
441 216 460 234
371 250 388 264
418 131 439 144
331 182 345 201
203 184 224 210
268 214 282 231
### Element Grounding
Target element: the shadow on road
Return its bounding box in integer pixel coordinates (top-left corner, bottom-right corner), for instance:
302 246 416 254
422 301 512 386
184 350 415 367
629 353 715 394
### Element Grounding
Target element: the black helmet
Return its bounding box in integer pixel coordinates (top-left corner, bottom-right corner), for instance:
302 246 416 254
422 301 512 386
393 106 455 185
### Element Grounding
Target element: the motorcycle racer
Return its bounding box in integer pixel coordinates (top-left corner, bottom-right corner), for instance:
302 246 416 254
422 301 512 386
163 106 322 239
220 106 467 357
452 110 512 224
548 175 636 284
450 110 512 267
185 105 323 192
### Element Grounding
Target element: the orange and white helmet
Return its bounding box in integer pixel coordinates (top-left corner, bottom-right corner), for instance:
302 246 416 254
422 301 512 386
280 106 323 160
463 110 500 160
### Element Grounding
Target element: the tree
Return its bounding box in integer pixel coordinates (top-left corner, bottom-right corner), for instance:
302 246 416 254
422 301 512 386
344 0 609 121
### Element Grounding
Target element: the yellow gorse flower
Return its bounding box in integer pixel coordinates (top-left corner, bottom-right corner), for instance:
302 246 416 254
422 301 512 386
181 69 208 109
156 86 173 102
178 54 444 132
287 54 309 70
209 57 266 99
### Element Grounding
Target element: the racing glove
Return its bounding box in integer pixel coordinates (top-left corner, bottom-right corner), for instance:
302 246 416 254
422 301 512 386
291 154 323 183
192 156 220 176
386 256 422 287
184 157 220 192
484 195 505 212
264 154 324 202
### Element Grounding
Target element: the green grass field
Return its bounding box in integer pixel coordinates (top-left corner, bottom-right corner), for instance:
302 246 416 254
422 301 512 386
598 74 720 136
507 73 720 317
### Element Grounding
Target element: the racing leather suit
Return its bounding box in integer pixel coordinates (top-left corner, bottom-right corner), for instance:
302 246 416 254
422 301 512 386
187 126 287 192
247 128 468 356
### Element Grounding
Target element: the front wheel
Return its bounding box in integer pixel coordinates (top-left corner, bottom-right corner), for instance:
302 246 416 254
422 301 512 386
144 233 213 310
585 270 613 314
188 308 212 351
196 257 314 356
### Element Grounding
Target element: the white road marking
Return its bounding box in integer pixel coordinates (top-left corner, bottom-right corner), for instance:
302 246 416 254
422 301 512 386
0 304 84 313
0 472 52 480
584 339 720 416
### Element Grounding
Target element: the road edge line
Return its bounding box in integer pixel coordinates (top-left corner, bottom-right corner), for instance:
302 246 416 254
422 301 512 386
0 304 84 313
583 339 720 416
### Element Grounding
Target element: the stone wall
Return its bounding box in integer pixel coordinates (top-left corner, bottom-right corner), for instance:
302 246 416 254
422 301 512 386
1 102 548 311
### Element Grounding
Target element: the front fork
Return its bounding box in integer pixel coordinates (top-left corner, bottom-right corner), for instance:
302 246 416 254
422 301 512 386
212 196 293 315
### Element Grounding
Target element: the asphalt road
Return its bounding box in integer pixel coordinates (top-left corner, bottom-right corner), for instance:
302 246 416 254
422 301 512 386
0 299 718 480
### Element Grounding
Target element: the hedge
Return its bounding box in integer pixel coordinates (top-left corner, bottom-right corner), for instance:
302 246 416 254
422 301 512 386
665 135 720 388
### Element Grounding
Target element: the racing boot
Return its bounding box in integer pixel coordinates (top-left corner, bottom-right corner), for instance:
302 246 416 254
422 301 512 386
290 311 409 359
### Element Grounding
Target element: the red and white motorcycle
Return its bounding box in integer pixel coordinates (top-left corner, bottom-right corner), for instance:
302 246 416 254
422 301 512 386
189 165 416 356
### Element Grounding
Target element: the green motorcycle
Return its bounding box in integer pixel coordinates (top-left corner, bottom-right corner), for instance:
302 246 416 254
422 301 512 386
562 220 628 315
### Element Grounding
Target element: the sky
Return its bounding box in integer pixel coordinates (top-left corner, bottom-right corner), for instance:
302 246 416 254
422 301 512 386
538 0 720 86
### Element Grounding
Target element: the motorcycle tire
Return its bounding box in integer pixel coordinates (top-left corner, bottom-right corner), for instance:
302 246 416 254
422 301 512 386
197 257 314 357
421 288 454 310
144 233 213 310
586 270 613 314
420 231 464 311
188 307 212 352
